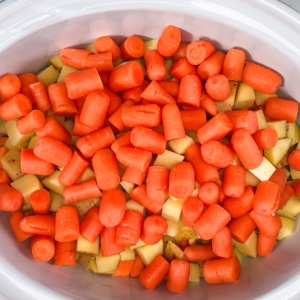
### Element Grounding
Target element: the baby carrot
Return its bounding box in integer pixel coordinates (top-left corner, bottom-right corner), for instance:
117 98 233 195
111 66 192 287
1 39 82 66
182 197 204 228
113 261 134 277
28 81 51 112
231 128 263 170
183 244 217 261
157 80 179 98
288 149 300 171
169 57 197 80
130 253 145 277
115 210 143 246
19 73 38 104
205 74 231 101
278 183 294 209
120 36 146 60
186 40 215 65
0 94 32 121
80 52 114 73
0 169 11 184
242 61 282 94
19 215 55 236
29 189 50 215
122 167 146 185
157 25 181 57
268 169 286 193
197 112 233 144
21 148 55 176
54 241 77 266
0 147 8 169
144 49 166 81
104 86 123 116
198 182 220 205
30 235 55 262
257 233 277 257
80 206 104 244
111 130 132 154
122 80 149 103
94 36 121 61
201 140 235 168
200 92 218 116
222 48 246 81
172 42 189 61
10 212 33 242
140 215 168 245
0 183 23 212
76 126 116 158
169 162 195 199
60 47 92 69
79 91 110 128
139 254 170 289
63 179 102 203
166 259 190 293
212 226 233 258
222 165 245 198
16 109 45 134
180 108 206 130
100 227 125 256
0 73 21 103
99 189 126 227
55 206 79 242
33 136 73 167
194 204 231 240
290 180 300 198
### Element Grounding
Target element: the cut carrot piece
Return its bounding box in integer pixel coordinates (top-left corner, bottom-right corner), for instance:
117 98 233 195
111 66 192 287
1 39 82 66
222 48 246 81
54 241 76 266
60 47 92 69
101 227 125 256
81 52 114 73
19 215 55 236
0 73 21 103
113 260 134 277
16 110 45 135
169 57 197 80
184 244 217 261
19 72 38 104
30 235 55 262
94 36 121 61
212 226 233 258
182 197 204 228
177 75 202 108
198 182 220 205
205 74 230 101
157 25 181 57
180 108 206 130
222 165 245 198
186 40 215 65
28 81 51 112
29 189 51 215
144 50 167 81
157 80 179 98
0 183 23 212
120 36 146 60
166 259 190 293
130 252 145 277
10 212 33 242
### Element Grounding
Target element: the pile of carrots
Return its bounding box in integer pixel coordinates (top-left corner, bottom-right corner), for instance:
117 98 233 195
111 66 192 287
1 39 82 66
0 24 299 294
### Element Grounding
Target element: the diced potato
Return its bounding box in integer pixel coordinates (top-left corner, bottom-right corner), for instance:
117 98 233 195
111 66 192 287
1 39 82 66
198 261 204 277
245 170 260 187
174 226 197 243
96 249 120 274
125 199 145 217
45 110 65 126
144 39 159 51
88 258 98 273
49 191 64 212
5 119 35 147
120 181 135 194
248 157 276 181
130 238 146 250
120 247 135 261
41 170 66 195
233 247 244 264
232 230 257 258
164 58 173 80
264 138 292 166
0 119 7 135
275 152 289 168
276 209 295 220
77 235 99 256
185 130 198 142
255 109 267 130
64 118 74 134
189 236 201 245
233 83 255 110
11 174 43 208
232 154 242 166
113 57 126 67
286 122 300 147
36 65 60 87
56 65 78 83
77 167 95 183
280 166 291 179
191 187 199 197
2 146 24 181
135 58 147 77
189 262 201 283
48 55 64 71
78 253 94 269
164 218 186 237
27 135 39 149
254 90 278 106
154 150 184 169
84 43 97 53
280 195 300 217
136 239 164 266
161 198 185 222
164 240 185 262
277 216 295 240
67 198 100 218
290 167 300 180
215 81 238 112
266 120 287 139
168 135 195 155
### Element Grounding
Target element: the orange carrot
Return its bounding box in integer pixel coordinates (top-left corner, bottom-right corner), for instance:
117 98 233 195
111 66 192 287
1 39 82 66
79 91 110 128
28 81 51 112
198 182 220 205
257 233 277 256
200 92 218 116
111 130 132 154
94 36 121 61
10 212 33 242
104 86 123 116
169 162 195 199
100 227 125 256
290 180 300 198
180 108 206 130
222 48 246 81
157 80 179 98
169 57 197 80
139 254 170 289
29 189 50 215
30 235 55 262
203 257 241 284
60 47 92 69
0 94 32 120
19 215 55 236
166 259 190 293
269 169 286 193
182 197 204 228
242 61 282 94
0 73 21 103
0 137 8 147
19 73 38 104
120 36 146 60
186 40 215 65
205 74 230 101
253 181 280 216
99 72 110 87
231 128 263 170
157 25 181 57
80 206 104 243
171 42 189 61
122 80 149 103
33 136 72 167
197 51 225 81
115 210 143 246
21 148 54 176
54 241 76 266
222 165 245 198
109 61 144 92
201 140 235 168
0 169 11 184
113 261 134 277
99 189 126 227
288 149 300 171
0 183 23 212
55 206 79 242
194 203 231 240
0 147 7 169
140 215 168 245
76 126 116 158
130 252 145 277
177 74 202 108
197 112 233 144
16 110 45 134
122 167 146 185
278 183 294 209
144 49 167 81
183 244 218 261
80 52 114 73
212 226 233 258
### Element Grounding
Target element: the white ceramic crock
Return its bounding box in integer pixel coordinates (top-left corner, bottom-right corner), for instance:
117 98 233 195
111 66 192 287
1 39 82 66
1 0 300 299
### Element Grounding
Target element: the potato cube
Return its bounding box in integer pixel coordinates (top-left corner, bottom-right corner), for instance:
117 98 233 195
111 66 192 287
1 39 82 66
264 138 292 166
48 55 64 71
255 109 267 130
77 235 99 256
286 122 300 147
154 150 184 170
129 238 146 250
136 239 164 266
96 249 120 274
67 198 100 218
164 240 185 262
189 262 201 283
233 83 255 110
277 216 295 240
42 170 66 195
77 167 95 183
37 65 60 88
290 167 300 180
144 39 159 51
126 199 145 217
248 157 276 181
215 81 238 112
161 198 186 222
84 43 97 53
168 135 195 155
164 218 186 237
255 90 278 106
27 135 39 149
120 247 135 261
49 191 64 212
2 146 24 181
280 195 300 217
57 65 78 83
245 170 260 187
232 230 257 258
266 120 286 139
121 181 135 194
